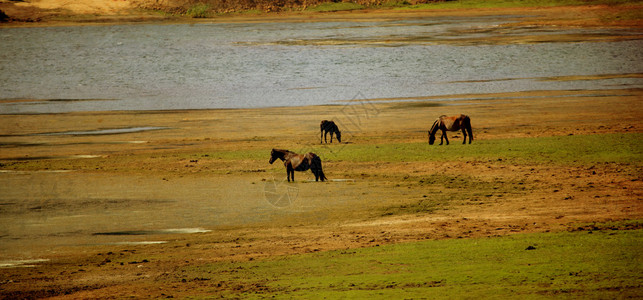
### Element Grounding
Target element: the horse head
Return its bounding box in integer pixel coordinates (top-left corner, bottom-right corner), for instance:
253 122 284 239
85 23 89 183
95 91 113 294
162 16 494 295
269 149 278 164
335 130 341 143
428 132 436 145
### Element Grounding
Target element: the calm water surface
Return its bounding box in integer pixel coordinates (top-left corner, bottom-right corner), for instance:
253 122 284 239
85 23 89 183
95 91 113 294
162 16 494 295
1 16 642 113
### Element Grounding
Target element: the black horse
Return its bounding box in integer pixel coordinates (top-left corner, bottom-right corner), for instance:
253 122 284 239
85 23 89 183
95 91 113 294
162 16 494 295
269 149 327 182
320 120 341 144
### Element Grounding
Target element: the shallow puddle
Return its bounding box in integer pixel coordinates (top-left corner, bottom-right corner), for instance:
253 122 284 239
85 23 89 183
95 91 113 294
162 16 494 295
4 155 102 161
93 228 211 236
34 127 168 136
0 259 49 268
104 241 168 245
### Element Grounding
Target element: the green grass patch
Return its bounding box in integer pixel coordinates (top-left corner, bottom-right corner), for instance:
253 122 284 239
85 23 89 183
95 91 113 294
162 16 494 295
314 133 642 166
186 3 211 18
183 225 642 298
2 133 639 172
306 2 366 12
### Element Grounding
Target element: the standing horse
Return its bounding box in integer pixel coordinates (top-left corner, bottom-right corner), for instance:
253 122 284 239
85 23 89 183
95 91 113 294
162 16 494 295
269 149 327 182
428 114 473 145
320 120 341 144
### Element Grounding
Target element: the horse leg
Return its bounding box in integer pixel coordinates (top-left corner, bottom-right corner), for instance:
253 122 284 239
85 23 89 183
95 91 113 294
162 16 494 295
287 165 293 182
440 130 449 145
320 129 323 144
313 165 322 181
461 128 467 144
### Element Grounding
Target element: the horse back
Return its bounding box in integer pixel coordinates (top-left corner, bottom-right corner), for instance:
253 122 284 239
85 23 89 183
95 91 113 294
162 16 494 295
459 114 471 128
439 115 459 130
321 120 337 131
439 114 469 131
304 152 318 162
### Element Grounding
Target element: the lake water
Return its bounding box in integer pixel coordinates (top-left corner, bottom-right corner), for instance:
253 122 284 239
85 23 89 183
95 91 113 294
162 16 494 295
0 16 642 113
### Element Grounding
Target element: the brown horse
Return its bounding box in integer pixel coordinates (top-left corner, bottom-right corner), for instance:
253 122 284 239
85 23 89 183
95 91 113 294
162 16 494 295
320 120 341 144
428 114 473 145
269 149 327 182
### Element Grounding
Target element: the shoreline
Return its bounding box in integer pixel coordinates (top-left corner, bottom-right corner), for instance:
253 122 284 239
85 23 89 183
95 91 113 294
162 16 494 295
3 87 643 115
1 3 642 29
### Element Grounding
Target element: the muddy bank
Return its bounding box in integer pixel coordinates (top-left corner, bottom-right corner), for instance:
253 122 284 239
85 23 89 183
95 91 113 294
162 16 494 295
0 89 641 298
1 1 642 28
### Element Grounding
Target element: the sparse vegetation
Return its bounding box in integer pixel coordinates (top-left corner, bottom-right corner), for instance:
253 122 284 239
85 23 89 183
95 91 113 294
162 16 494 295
132 0 643 16
186 3 211 18
3 133 640 172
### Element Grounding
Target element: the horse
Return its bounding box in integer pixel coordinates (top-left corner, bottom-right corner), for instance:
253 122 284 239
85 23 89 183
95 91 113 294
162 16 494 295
428 114 473 145
269 149 327 182
320 120 341 144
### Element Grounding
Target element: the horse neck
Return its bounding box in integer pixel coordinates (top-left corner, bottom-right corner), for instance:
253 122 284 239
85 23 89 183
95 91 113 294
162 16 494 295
272 150 290 161
429 119 440 135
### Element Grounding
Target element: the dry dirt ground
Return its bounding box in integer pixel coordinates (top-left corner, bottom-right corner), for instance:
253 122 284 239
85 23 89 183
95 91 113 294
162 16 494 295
0 2 642 299
0 89 641 298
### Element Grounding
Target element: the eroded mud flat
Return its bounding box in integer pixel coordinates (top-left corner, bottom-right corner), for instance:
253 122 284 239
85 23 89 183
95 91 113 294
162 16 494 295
0 88 640 259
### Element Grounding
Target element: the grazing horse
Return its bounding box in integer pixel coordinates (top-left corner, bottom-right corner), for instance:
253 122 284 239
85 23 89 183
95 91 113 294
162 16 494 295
428 114 473 145
320 120 341 144
269 149 327 182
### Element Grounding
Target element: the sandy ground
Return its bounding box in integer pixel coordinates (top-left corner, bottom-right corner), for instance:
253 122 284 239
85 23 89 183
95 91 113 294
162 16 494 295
0 2 642 298
0 88 641 298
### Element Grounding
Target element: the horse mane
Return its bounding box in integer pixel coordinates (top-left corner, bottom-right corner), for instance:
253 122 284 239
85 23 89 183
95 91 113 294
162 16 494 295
272 148 292 154
429 119 440 135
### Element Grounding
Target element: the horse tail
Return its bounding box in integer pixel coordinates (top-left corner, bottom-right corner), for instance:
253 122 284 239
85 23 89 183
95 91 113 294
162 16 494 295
464 115 473 142
311 154 327 182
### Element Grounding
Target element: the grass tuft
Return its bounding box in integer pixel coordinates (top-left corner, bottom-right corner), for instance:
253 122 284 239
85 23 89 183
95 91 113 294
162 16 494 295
186 3 211 18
